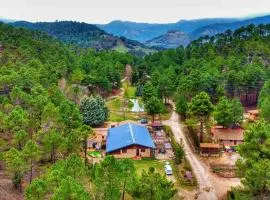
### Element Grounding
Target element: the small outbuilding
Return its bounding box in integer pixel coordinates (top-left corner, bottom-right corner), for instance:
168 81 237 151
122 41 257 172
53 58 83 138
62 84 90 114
106 123 156 158
200 143 220 155
87 128 108 150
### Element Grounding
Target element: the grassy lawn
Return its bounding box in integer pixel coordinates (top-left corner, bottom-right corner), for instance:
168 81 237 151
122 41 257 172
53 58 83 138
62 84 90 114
122 81 136 99
108 111 139 122
107 96 140 122
106 98 122 111
132 158 165 176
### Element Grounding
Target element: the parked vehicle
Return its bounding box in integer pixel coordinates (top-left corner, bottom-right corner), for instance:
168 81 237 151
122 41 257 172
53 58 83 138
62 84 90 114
140 118 148 124
164 162 173 175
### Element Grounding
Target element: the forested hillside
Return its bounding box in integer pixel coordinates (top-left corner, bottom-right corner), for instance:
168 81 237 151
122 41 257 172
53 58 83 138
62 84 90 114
133 24 270 106
11 21 156 56
0 22 140 198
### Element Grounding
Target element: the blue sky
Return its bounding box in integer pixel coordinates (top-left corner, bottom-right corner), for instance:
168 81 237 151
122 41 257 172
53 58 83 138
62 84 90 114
1 0 269 23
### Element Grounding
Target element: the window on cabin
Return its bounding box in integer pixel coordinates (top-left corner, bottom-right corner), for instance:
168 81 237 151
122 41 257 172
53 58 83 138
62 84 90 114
122 149 127 153
141 148 145 152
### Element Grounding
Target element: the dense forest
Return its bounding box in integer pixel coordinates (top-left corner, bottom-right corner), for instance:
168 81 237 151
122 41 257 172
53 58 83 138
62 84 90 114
0 21 270 199
133 24 270 105
0 22 155 199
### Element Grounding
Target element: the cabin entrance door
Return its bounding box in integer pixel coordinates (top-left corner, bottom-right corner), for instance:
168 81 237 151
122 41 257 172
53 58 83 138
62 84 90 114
136 149 140 156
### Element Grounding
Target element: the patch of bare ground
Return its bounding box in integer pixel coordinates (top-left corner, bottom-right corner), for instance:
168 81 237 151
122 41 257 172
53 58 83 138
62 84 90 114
0 169 23 200
201 154 241 199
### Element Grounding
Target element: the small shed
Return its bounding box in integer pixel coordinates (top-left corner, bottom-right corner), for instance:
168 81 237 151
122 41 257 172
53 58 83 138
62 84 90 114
200 143 220 155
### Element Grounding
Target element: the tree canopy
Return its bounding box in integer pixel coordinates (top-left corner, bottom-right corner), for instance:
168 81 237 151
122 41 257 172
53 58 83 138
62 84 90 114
80 95 108 126
236 120 270 198
214 97 243 127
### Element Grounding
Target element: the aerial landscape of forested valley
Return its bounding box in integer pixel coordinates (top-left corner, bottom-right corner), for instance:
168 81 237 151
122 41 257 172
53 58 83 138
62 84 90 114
0 9 270 200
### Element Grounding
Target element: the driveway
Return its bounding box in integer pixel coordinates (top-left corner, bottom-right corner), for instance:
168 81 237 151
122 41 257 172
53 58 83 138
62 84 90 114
163 110 240 200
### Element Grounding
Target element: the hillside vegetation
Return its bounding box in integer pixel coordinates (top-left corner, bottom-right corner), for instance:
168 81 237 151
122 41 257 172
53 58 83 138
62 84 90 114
0 22 180 200
0 21 270 200
145 30 190 48
12 21 156 56
133 24 270 105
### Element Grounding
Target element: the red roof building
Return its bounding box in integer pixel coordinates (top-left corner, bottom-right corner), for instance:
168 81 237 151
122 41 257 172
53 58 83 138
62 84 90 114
211 126 244 148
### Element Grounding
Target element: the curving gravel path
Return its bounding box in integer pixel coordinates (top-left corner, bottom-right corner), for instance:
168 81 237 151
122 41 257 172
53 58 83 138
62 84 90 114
163 111 218 200
163 102 241 200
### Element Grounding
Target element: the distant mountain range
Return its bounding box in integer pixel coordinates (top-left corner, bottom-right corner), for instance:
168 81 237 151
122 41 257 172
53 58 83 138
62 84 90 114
98 15 270 48
11 21 157 56
4 15 270 52
97 18 238 43
190 15 270 39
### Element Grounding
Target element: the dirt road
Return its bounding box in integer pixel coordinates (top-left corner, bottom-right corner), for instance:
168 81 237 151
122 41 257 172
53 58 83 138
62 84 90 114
163 111 240 200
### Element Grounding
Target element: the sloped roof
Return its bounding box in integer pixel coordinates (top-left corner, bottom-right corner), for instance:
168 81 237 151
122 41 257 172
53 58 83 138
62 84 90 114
211 127 244 141
200 143 220 148
106 123 155 153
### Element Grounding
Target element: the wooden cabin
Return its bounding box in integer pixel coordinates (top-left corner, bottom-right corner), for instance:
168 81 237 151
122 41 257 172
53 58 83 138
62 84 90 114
106 123 155 158
200 143 220 155
211 126 244 150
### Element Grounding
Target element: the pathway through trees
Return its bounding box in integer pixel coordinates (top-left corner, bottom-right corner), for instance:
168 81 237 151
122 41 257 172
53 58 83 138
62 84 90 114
163 104 240 200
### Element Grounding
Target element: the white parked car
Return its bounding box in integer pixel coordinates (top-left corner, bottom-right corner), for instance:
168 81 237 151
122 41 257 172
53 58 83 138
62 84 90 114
164 163 173 175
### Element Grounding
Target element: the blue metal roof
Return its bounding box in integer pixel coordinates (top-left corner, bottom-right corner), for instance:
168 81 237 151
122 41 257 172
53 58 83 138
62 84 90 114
106 123 156 153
